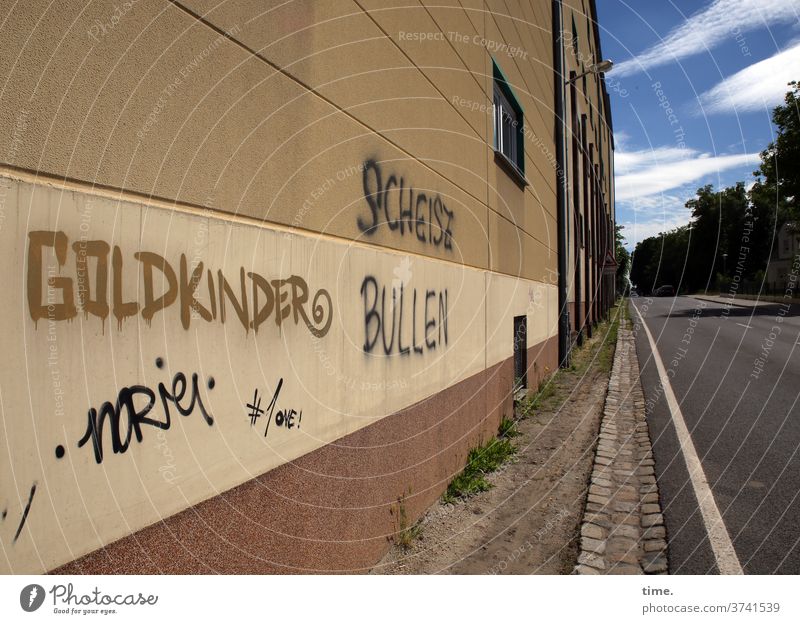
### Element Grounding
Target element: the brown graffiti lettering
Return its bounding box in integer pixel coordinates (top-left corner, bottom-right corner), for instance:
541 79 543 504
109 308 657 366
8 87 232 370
26 230 333 337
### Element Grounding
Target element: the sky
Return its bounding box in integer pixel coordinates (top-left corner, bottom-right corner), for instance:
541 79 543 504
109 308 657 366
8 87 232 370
595 0 800 249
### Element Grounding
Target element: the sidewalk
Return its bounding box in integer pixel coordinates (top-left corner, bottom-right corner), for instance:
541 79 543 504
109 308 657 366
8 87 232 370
373 313 619 574
573 320 669 574
690 294 795 308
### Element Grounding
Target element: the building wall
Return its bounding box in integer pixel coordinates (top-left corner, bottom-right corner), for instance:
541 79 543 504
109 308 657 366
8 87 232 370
561 0 615 338
0 0 611 573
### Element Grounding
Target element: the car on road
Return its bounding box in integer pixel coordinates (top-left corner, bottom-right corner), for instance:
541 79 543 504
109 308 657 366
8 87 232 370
654 285 675 297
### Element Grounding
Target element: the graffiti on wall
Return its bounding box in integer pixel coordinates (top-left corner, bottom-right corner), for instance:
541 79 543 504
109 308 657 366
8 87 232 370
360 276 448 355
27 231 333 336
245 379 303 438
356 160 455 250
77 358 216 464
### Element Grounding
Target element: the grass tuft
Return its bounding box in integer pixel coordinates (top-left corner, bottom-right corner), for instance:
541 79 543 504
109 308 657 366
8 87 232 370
442 419 518 504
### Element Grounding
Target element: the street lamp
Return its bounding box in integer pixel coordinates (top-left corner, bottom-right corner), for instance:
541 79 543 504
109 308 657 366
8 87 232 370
722 253 728 276
566 59 614 84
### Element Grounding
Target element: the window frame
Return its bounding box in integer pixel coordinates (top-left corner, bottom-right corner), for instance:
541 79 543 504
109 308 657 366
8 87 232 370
492 59 527 185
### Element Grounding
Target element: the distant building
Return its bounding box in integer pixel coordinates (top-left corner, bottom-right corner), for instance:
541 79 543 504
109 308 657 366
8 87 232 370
0 0 614 573
767 222 800 289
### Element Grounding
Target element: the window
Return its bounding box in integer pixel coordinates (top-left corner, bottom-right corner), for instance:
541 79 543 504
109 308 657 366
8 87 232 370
492 59 525 181
513 315 527 389
571 17 579 57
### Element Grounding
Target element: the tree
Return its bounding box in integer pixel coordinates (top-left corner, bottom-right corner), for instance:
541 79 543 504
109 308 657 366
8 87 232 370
755 81 800 218
615 224 630 293
630 82 799 295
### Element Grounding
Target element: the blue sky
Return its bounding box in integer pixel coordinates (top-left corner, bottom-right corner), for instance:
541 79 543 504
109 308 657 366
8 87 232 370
595 0 800 249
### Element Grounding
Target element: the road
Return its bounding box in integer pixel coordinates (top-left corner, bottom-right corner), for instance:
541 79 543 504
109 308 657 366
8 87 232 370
630 295 800 574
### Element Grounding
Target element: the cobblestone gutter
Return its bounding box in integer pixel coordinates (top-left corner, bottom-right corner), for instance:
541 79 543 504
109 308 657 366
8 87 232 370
574 322 669 574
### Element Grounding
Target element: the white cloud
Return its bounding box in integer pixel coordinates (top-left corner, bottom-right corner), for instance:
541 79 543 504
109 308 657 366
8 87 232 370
613 0 800 78
615 147 758 202
620 211 691 249
697 42 800 114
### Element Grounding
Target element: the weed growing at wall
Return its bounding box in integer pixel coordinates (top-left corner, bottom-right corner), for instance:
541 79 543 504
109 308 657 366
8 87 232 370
442 419 519 504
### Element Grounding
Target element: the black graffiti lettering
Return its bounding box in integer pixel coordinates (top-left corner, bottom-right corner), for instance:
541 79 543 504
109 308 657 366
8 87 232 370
415 193 427 243
432 196 444 245
362 276 381 352
78 362 215 464
358 159 381 234
357 161 455 250
399 178 414 235
425 290 437 349
412 289 423 354
360 276 447 356
443 203 454 250
381 286 397 353
384 174 399 230
439 289 448 346
397 283 410 355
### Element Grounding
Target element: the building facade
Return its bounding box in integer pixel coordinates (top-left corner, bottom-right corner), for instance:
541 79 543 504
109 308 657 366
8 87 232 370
0 0 614 573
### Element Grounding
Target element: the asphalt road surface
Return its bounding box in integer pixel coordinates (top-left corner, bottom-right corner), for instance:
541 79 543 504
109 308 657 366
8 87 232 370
630 295 800 574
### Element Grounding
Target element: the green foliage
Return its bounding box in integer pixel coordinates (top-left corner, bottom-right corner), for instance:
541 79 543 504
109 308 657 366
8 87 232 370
615 224 631 293
498 416 521 438
394 491 423 549
442 420 519 503
630 81 799 295
755 80 800 216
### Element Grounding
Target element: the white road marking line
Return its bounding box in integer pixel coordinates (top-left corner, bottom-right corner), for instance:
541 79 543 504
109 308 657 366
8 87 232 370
736 322 752 329
632 302 744 575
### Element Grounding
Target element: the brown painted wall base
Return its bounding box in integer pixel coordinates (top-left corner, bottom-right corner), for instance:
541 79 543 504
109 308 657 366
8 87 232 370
56 337 558 574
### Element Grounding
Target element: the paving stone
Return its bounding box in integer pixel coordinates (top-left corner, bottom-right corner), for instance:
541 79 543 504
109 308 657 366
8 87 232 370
588 494 609 506
606 564 643 574
575 564 601 575
591 477 613 488
581 523 605 540
641 513 664 528
584 511 610 525
613 501 637 513
612 513 640 526
578 551 606 570
641 503 661 515
643 553 669 574
643 526 666 540
589 485 612 497
581 536 606 555
585 502 608 514
610 524 640 540
641 492 660 504
644 539 667 552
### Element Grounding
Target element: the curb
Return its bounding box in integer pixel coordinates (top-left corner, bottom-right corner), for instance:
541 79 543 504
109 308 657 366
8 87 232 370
573 321 669 575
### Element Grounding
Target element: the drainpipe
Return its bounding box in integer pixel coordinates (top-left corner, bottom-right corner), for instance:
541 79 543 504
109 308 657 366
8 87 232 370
552 0 570 368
